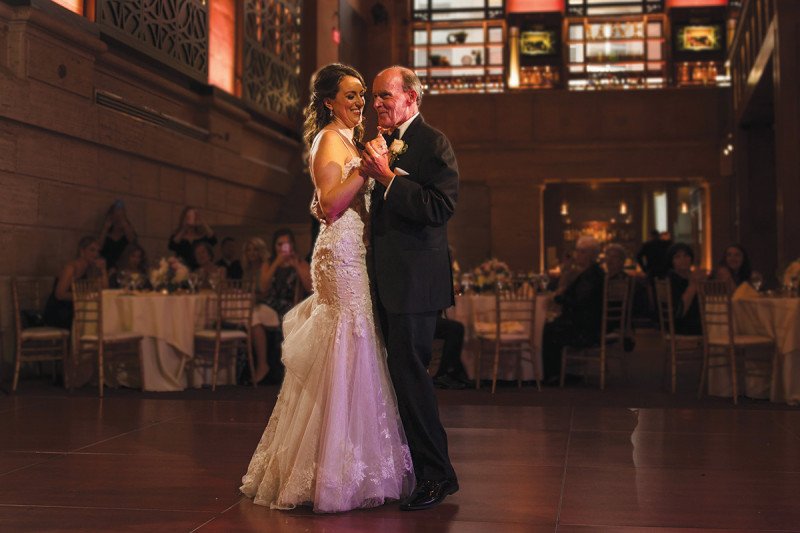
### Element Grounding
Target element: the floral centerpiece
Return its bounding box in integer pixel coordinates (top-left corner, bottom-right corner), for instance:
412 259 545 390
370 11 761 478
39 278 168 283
784 259 800 290
472 258 511 293
149 257 190 293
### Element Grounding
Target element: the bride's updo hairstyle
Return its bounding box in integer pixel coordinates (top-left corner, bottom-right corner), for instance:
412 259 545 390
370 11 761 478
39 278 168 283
303 63 366 149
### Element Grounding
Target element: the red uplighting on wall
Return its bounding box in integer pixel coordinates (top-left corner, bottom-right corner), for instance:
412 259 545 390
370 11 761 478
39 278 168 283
667 0 728 7
208 0 236 94
506 0 565 13
51 0 84 15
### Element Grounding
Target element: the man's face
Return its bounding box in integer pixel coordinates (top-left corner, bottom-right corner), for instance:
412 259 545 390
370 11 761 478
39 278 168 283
372 69 416 130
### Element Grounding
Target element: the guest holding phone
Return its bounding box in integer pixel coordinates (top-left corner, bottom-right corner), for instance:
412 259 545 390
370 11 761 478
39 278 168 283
260 228 312 319
169 206 217 269
99 199 137 271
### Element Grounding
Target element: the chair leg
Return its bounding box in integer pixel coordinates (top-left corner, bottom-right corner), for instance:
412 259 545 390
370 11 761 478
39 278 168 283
670 341 677 394
98 344 105 398
12 346 22 392
600 346 606 390
475 343 482 390
697 346 709 399
491 343 500 395
246 333 257 389
517 349 522 389
729 346 738 405
211 338 221 392
559 347 567 387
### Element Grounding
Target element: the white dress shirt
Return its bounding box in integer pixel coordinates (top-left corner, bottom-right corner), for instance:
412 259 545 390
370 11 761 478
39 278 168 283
383 112 419 199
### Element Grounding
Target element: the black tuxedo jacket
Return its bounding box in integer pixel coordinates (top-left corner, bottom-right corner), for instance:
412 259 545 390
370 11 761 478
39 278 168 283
370 115 459 314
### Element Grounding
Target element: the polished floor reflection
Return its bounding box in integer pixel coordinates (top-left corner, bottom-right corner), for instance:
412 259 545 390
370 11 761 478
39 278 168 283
3 334 800 532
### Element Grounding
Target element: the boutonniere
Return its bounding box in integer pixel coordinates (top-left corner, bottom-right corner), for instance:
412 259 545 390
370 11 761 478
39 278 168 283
388 138 408 165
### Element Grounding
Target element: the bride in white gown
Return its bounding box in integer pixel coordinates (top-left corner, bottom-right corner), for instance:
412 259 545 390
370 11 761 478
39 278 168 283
240 64 414 513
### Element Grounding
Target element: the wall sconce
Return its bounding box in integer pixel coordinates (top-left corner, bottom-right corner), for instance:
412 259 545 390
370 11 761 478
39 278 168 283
508 26 520 88
619 201 628 215
331 11 340 44
680 201 689 214
560 202 569 216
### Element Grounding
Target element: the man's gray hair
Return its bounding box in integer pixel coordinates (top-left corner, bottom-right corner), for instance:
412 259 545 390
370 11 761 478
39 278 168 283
575 235 600 252
605 243 627 259
384 65 424 107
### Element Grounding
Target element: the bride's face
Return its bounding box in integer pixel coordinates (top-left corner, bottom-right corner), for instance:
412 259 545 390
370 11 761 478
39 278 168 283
325 76 365 129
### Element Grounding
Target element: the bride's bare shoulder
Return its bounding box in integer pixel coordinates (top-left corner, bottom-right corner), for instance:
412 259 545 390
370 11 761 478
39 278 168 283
311 130 348 166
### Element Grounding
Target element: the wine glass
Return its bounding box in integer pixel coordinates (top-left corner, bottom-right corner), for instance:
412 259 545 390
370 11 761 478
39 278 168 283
460 272 473 295
750 272 764 292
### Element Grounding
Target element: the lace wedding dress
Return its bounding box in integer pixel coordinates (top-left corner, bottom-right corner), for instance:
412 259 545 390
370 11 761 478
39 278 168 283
240 132 414 513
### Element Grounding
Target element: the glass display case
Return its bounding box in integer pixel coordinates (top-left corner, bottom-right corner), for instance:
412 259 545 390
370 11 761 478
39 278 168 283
412 20 506 93
565 15 667 89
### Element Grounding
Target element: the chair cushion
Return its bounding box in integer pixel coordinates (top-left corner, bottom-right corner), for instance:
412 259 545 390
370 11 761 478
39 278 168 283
474 321 525 335
708 334 774 347
21 327 70 340
665 334 703 342
195 329 248 341
80 332 142 343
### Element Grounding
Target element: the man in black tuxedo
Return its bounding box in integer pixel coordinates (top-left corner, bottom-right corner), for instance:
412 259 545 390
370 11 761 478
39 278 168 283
360 66 459 511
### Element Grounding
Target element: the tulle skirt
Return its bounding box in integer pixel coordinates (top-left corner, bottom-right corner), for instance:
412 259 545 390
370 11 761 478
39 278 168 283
239 294 415 513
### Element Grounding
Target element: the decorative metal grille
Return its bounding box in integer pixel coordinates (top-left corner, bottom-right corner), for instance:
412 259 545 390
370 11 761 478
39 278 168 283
97 0 209 81
242 0 301 119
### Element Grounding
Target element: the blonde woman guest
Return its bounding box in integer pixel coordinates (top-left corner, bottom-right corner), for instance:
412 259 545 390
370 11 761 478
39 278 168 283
169 206 217 269
44 236 109 329
99 199 137 271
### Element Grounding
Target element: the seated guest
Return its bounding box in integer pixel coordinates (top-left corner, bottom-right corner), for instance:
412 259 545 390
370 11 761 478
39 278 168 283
169 206 217 269
432 313 470 390
242 237 272 384
216 236 243 280
110 243 150 289
713 244 754 291
542 235 605 383
604 243 628 280
192 241 224 289
667 243 706 335
99 199 137 271
44 236 109 329
261 229 312 319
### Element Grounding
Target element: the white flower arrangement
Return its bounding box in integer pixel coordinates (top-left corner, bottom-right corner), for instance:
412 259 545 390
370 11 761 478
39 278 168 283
149 257 190 291
784 259 800 288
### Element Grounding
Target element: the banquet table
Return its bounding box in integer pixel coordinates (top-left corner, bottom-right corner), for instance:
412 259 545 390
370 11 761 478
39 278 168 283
73 290 237 391
707 296 800 404
448 293 547 383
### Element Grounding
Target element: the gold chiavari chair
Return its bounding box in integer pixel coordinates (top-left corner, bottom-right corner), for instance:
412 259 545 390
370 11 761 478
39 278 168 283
191 279 256 391
73 279 143 397
11 278 70 391
560 276 632 390
473 280 540 394
697 280 777 405
654 278 703 393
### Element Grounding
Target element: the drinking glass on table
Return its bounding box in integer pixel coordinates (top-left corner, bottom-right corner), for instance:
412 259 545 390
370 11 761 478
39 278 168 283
750 272 764 292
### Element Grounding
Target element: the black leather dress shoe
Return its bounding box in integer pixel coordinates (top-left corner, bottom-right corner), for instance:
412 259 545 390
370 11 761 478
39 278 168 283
400 479 459 511
433 374 466 390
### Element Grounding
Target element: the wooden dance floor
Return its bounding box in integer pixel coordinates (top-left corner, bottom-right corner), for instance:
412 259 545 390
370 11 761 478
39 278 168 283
3 348 800 531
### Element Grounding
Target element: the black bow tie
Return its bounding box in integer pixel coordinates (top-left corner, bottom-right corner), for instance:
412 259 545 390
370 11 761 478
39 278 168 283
383 129 400 144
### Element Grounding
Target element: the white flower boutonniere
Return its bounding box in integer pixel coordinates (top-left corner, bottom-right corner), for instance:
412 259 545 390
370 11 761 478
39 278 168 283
388 138 408 165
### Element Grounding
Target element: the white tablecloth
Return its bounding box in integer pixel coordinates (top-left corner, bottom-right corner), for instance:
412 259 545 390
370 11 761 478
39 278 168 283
708 296 800 404
74 290 236 391
449 294 547 382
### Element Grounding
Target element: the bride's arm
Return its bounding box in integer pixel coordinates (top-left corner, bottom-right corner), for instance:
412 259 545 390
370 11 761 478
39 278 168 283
312 131 365 221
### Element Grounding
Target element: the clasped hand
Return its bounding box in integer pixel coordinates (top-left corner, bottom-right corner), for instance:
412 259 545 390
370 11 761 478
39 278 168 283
359 132 394 186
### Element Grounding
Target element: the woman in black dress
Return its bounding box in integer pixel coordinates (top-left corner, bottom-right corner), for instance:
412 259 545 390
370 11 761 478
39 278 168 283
44 236 109 329
667 243 707 335
99 200 137 271
168 206 217 269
